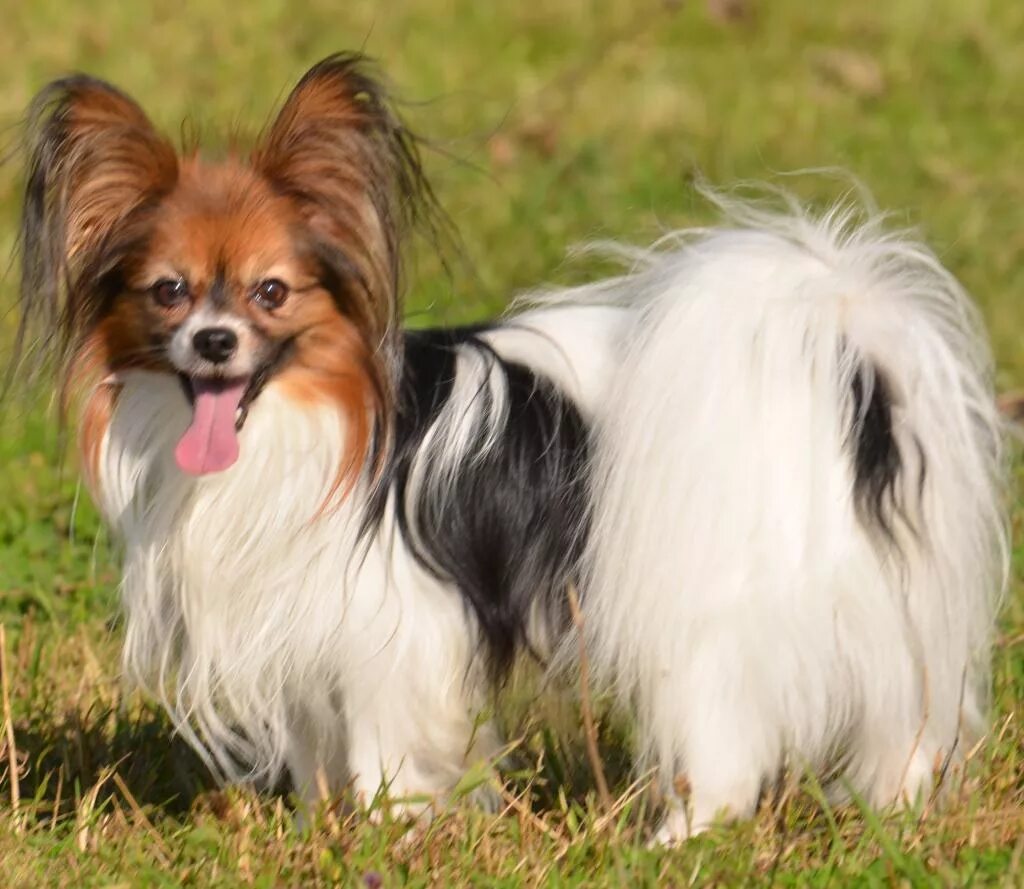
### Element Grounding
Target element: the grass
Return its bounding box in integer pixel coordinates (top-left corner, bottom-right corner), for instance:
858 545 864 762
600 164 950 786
1 0 1023 884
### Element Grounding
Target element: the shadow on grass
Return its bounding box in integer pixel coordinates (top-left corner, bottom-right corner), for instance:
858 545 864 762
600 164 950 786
9 701 221 822
2 644 643 832
496 667 642 817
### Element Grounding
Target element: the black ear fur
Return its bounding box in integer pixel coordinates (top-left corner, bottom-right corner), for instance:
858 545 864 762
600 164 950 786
12 75 177 389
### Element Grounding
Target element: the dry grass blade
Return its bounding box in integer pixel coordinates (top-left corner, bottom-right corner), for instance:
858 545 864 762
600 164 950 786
111 771 172 867
76 766 115 853
497 783 570 858
51 764 64 832
592 773 653 834
0 623 22 832
314 765 342 837
566 582 612 814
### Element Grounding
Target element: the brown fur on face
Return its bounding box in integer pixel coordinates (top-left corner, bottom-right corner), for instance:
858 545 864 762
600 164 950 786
18 53 436 493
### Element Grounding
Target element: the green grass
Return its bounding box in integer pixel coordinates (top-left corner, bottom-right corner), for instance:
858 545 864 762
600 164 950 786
1 0 1023 884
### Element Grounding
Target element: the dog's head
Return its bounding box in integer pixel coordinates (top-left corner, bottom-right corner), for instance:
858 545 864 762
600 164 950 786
16 53 431 485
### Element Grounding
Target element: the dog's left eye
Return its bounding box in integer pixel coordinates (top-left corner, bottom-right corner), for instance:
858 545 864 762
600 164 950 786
252 279 289 310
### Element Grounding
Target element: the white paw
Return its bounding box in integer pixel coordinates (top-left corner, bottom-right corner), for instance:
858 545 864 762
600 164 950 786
896 748 938 808
648 807 710 848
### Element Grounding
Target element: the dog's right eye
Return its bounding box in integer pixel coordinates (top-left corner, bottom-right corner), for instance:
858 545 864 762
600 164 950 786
152 279 189 307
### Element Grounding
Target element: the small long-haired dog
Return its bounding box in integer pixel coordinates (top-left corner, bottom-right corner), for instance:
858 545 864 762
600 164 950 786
11 53 1007 843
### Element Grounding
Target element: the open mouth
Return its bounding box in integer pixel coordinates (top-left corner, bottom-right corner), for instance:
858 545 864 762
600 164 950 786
173 339 295 477
174 376 251 476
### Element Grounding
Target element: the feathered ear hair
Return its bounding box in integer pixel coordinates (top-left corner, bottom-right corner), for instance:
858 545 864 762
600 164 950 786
14 77 178 393
253 52 437 418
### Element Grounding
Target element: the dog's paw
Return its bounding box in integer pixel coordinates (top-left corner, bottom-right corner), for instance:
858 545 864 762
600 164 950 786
648 807 711 848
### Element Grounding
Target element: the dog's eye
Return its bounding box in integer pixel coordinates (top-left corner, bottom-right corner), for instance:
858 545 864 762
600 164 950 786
152 279 189 308
252 279 289 311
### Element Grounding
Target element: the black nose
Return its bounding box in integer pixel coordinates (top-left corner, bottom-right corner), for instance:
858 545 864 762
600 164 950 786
193 327 238 364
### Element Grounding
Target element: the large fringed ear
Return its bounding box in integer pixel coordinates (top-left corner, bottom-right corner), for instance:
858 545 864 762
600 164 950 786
16 76 178 380
253 53 432 389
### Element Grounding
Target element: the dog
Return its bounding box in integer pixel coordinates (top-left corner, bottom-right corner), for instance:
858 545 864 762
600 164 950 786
10 52 1007 843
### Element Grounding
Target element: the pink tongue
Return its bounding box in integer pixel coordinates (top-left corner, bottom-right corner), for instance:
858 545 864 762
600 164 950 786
175 379 248 476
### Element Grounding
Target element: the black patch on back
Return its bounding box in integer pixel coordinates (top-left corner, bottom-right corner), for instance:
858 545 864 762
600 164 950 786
849 360 909 541
364 326 591 681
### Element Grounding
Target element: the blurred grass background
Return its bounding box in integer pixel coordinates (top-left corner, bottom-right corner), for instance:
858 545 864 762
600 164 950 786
0 0 1022 885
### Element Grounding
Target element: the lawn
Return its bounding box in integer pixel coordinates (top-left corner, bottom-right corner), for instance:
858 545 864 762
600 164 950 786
1 0 1023 885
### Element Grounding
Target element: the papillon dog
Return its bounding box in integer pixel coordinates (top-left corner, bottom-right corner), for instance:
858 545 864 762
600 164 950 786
11 52 1007 843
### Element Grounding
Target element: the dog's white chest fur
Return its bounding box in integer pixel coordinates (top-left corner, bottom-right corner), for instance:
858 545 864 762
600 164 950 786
98 370 483 793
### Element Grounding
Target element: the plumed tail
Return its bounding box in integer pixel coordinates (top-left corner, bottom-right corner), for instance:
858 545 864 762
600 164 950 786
577 195 1008 805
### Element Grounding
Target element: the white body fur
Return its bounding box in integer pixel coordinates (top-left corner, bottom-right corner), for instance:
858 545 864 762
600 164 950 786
574 202 1007 841
96 306 628 808
94 200 1005 843
100 372 493 804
